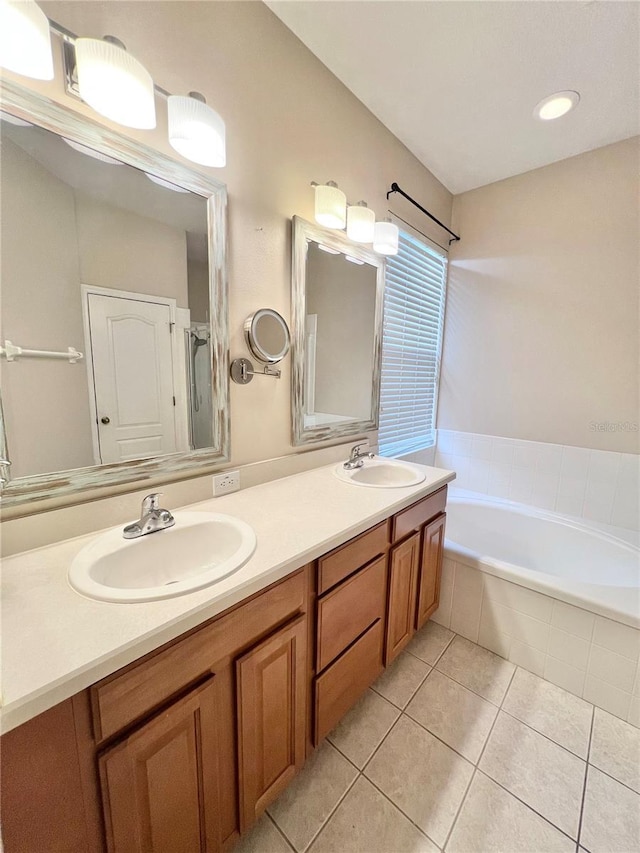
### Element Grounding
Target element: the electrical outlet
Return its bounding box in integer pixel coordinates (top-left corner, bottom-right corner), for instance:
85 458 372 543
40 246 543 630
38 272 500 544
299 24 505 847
213 470 240 496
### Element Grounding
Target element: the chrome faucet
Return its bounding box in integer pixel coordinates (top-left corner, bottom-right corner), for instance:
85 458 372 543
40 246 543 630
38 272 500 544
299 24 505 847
343 443 375 470
123 493 175 539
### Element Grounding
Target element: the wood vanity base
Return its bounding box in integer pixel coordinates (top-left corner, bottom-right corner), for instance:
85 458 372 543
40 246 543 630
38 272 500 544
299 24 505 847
1 487 446 852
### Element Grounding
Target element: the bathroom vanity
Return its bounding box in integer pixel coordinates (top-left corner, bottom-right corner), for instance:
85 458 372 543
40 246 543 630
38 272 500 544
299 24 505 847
1 465 451 853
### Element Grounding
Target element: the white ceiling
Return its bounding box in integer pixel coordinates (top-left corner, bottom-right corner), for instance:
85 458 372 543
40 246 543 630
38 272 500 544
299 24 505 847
266 1 640 194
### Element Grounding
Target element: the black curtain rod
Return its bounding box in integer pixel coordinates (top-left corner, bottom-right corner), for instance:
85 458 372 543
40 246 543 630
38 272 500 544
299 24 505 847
386 182 460 245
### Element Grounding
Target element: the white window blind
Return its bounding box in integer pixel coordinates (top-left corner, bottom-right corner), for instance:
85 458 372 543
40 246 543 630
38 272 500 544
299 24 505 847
378 230 447 458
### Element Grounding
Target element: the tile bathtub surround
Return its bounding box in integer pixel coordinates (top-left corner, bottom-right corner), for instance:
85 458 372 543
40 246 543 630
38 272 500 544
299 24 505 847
435 429 640 530
238 624 640 853
432 557 640 728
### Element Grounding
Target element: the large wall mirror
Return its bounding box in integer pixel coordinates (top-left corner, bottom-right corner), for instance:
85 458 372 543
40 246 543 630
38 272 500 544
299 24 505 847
0 79 229 510
291 216 385 445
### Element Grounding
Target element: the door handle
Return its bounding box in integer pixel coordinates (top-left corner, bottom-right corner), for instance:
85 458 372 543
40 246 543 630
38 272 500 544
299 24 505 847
101 416 111 424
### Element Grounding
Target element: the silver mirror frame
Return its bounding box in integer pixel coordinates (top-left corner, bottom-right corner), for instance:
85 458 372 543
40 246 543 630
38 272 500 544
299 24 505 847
244 309 290 364
291 216 385 446
0 78 230 511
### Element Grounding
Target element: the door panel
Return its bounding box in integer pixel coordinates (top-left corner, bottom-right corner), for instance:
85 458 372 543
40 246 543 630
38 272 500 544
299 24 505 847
99 678 222 853
88 293 176 463
416 513 446 630
236 615 307 831
385 532 420 665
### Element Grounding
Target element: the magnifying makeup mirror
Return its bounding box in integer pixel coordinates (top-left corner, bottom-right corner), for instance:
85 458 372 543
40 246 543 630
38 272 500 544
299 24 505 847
230 309 291 384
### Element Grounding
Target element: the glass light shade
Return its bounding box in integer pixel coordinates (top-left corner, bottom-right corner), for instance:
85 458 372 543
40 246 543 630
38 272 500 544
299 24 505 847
0 0 54 80
75 37 156 130
373 220 399 256
145 172 190 193
168 95 226 167
346 202 375 243
62 137 124 165
314 182 346 229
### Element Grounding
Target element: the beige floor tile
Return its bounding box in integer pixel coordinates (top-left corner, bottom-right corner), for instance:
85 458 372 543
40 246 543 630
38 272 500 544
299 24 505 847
371 650 431 709
407 620 455 665
406 669 498 763
365 715 473 847
267 741 358 851
502 668 593 758
446 771 575 853
327 688 400 769
308 777 438 853
590 707 640 793
437 636 515 705
580 765 640 853
234 815 293 853
479 712 585 839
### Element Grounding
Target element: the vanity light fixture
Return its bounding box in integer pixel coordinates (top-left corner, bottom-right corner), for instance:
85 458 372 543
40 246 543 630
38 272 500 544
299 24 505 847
311 181 347 229
62 137 124 165
345 255 365 265
373 218 399 256
75 36 156 130
533 90 580 121
346 200 375 243
0 0 53 80
168 92 226 168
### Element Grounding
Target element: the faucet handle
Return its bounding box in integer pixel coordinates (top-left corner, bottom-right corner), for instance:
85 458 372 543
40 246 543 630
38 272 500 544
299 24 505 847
141 492 162 514
350 442 367 458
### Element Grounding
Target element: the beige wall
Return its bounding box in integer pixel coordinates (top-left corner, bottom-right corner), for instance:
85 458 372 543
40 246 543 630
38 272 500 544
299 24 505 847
1 0 452 519
439 137 639 453
0 138 95 477
1 138 192 478
75 194 189 305
306 245 376 420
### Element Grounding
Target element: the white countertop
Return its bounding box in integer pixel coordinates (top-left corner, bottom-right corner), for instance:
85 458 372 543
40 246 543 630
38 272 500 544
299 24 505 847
1 461 454 734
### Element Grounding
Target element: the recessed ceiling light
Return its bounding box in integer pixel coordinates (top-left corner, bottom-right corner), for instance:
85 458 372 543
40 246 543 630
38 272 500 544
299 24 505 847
533 91 580 121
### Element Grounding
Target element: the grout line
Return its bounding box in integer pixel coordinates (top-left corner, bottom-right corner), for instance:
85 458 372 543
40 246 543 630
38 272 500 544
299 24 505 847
299 768 360 853
475 668 513 768
359 769 443 850
441 766 477 851
498 703 591 762
266 813 297 852
585 761 640 797
474 767 580 847
576 706 595 850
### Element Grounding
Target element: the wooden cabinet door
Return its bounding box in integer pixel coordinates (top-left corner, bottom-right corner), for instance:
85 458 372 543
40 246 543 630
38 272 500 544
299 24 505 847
236 615 307 832
99 678 222 853
385 532 421 665
416 513 446 631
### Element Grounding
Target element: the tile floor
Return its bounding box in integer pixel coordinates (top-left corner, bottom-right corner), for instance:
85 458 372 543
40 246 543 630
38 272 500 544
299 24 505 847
236 622 640 853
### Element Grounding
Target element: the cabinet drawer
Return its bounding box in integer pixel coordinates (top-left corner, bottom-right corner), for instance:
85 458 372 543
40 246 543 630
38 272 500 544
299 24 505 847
314 619 384 744
316 555 386 672
392 486 447 542
91 570 306 743
318 521 389 594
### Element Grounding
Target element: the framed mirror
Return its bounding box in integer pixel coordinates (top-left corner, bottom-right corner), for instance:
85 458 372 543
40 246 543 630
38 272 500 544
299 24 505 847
291 216 385 445
0 78 229 510
245 309 290 364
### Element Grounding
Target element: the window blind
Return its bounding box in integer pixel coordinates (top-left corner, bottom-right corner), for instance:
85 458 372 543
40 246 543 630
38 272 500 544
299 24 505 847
378 230 447 458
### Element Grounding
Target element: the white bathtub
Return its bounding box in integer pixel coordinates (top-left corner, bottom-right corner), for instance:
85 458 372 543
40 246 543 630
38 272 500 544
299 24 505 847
437 493 640 724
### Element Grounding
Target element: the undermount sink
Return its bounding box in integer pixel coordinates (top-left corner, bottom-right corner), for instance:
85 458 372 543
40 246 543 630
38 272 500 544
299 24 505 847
68 511 257 603
334 456 426 488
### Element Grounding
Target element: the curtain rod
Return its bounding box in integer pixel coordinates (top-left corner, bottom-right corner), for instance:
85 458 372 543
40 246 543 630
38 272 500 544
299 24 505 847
386 182 460 245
